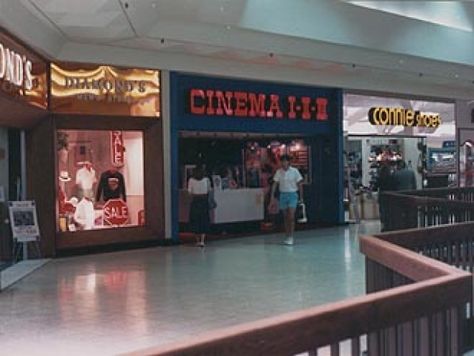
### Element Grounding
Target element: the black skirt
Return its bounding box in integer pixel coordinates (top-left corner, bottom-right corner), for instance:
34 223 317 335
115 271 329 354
189 196 210 234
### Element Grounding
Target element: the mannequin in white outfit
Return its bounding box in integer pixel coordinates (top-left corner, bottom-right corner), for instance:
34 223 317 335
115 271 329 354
74 189 95 230
76 161 97 200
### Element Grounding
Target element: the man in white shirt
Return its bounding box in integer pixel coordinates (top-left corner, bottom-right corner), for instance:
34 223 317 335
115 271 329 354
270 155 304 245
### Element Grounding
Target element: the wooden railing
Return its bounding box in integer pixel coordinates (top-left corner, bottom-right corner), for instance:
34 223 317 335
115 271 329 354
127 223 474 356
380 188 474 232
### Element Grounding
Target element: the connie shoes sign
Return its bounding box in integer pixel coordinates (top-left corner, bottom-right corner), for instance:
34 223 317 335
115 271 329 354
0 31 47 109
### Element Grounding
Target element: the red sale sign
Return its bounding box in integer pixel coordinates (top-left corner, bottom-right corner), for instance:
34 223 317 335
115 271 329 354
103 199 129 226
110 131 125 168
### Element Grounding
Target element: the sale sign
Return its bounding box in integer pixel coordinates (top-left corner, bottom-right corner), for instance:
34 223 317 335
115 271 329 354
110 131 125 167
103 199 129 226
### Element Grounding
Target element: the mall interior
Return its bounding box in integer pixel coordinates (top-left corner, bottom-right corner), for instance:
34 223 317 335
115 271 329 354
1 1 474 355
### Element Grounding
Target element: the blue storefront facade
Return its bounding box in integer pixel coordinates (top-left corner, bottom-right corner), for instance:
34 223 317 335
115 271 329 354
170 72 344 240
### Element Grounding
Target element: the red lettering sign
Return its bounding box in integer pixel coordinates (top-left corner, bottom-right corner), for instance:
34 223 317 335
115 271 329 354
190 89 205 114
188 89 329 121
103 199 129 226
110 131 125 168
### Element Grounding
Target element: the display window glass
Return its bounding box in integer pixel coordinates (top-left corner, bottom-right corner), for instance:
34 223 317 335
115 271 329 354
56 129 145 232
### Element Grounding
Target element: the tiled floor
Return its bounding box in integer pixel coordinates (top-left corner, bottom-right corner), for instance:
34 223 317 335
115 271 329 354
0 222 380 355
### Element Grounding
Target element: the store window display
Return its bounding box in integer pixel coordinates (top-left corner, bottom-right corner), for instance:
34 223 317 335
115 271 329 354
56 130 144 232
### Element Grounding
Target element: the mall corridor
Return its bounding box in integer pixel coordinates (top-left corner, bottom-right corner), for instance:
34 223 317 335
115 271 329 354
0 223 379 355
2 1 474 354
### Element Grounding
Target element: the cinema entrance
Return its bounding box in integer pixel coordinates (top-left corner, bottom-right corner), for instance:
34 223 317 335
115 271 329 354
170 73 344 241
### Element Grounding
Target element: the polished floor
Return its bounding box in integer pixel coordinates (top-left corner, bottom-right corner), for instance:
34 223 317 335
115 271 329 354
0 222 380 355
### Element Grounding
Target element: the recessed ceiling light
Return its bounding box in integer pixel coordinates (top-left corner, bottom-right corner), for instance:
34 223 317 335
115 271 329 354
226 25 232 30
454 74 459 78
151 2 156 8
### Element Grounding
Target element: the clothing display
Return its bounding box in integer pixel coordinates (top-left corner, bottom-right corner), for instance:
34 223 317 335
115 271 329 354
76 164 97 199
74 198 95 230
273 167 303 193
76 165 97 190
96 169 127 202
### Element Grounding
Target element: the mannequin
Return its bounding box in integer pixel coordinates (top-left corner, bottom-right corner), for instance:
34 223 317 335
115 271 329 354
76 161 97 200
74 192 95 230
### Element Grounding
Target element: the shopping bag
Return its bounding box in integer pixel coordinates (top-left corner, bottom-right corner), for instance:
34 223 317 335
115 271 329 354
296 202 307 223
268 199 279 215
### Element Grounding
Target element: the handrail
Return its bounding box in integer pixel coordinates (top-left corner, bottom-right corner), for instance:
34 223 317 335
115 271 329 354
126 278 470 356
380 188 474 232
125 228 473 356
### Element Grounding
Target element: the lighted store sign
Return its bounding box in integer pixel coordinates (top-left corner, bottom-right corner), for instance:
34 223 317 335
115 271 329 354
369 107 441 128
189 89 328 121
0 42 33 90
50 63 161 117
0 32 47 109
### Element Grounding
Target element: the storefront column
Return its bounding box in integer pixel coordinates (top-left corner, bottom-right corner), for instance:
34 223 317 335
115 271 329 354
161 71 173 240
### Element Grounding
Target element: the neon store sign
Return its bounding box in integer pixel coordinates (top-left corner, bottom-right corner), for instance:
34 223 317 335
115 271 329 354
189 89 329 121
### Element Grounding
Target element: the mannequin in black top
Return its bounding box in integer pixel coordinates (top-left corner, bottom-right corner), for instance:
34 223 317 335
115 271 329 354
96 168 126 202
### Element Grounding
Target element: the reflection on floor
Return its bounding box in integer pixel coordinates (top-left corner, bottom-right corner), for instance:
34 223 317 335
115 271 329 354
0 221 380 355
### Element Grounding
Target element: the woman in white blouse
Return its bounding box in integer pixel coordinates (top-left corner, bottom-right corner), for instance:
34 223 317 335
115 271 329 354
187 166 212 247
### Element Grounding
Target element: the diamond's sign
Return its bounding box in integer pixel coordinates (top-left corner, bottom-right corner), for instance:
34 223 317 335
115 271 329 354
50 62 160 117
0 31 47 109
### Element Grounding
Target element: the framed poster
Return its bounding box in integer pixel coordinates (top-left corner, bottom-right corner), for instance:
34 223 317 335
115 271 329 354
0 185 5 202
8 201 40 242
